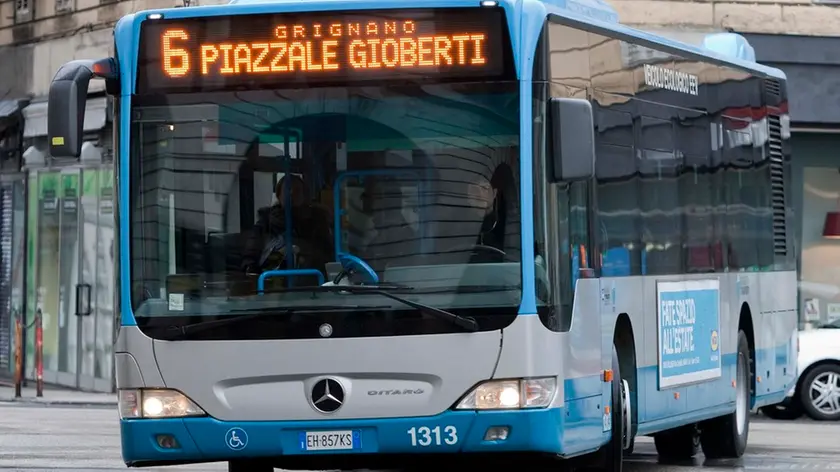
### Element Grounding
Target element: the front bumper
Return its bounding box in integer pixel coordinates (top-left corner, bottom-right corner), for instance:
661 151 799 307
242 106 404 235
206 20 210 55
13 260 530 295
121 408 566 466
778 383 797 406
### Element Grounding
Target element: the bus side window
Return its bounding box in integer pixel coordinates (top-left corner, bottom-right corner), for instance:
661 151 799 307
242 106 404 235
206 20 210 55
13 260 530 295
568 181 592 285
638 115 679 275
594 105 637 277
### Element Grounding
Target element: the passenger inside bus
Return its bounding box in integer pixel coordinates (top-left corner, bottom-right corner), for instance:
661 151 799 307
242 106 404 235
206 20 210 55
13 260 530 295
240 174 333 276
355 173 419 273
145 105 522 304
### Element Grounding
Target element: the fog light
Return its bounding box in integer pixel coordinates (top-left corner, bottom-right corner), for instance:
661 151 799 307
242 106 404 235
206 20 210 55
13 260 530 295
156 434 180 449
484 426 510 441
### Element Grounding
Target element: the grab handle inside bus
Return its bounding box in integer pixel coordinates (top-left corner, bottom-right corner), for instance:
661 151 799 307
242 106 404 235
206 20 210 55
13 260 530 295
47 58 119 158
549 97 596 182
257 269 326 294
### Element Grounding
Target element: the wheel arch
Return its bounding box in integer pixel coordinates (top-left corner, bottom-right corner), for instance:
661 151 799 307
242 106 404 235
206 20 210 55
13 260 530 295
613 312 638 437
737 302 756 406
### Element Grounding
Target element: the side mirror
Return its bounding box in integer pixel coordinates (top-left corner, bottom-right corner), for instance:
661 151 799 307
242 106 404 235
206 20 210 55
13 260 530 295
75 283 92 316
48 58 117 158
549 97 596 182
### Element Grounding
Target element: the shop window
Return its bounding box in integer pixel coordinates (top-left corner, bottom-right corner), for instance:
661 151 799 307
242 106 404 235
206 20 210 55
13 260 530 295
799 167 840 328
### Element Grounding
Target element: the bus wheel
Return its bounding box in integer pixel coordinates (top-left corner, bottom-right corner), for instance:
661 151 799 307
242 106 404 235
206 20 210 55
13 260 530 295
578 346 625 472
653 424 699 460
759 402 803 421
699 330 751 459
605 346 626 471
596 346 626 471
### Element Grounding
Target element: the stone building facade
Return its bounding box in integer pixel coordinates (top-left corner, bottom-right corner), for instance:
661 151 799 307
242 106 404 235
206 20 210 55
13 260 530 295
611 0 840 329
611 0 840 36
0 0 223 391
0 0 838 389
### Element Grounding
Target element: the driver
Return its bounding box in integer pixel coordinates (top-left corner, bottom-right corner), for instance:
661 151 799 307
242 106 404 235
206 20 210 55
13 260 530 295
475 171 507 251
469 165 514 263
242 175 333 276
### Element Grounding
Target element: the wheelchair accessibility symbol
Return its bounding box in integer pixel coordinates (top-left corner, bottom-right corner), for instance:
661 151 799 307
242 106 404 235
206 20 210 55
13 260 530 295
225 427 248 451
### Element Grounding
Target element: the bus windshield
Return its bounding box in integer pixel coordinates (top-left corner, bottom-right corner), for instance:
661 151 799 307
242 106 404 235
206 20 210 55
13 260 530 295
129 82 522 340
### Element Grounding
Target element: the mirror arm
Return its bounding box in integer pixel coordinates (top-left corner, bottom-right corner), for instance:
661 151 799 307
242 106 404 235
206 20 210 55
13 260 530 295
52 58 117 82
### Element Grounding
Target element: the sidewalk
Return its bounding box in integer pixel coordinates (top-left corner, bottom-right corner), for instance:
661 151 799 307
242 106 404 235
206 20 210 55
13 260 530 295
0 381 117 407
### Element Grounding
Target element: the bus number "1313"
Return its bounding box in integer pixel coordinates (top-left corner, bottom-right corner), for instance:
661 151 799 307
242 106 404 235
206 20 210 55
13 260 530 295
407 426 458 447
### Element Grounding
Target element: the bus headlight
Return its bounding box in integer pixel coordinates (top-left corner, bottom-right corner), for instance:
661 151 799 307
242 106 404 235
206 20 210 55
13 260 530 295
118 389 206 419
455 377 557 410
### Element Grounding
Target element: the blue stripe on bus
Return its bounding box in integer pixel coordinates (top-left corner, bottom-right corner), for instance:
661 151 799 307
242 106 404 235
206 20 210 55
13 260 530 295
121 407 568 464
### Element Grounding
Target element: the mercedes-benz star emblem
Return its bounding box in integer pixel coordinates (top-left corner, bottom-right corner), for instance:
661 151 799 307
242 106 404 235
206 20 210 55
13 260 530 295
311 378 345 413
319 323 333 338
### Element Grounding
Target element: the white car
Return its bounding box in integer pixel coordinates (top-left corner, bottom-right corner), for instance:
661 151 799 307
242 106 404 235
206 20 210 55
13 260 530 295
761 319 840 421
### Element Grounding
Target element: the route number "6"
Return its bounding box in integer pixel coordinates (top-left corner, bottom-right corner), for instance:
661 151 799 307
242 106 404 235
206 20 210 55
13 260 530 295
407 426 458 447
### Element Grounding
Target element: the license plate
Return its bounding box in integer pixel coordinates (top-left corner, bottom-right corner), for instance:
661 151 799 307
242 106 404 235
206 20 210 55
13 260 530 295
299 430 361 451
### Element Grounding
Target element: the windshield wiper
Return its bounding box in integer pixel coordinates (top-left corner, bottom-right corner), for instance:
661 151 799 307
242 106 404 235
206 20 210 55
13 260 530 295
414 284 520 294
168 285 479 335
278 285 479 332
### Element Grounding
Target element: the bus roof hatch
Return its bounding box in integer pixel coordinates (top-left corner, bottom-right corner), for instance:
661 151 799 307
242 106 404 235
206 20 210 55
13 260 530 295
546 0 619 23
701 32 757 62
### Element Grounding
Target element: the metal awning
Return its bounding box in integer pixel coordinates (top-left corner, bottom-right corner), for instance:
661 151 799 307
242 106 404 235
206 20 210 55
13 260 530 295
0 99 26 121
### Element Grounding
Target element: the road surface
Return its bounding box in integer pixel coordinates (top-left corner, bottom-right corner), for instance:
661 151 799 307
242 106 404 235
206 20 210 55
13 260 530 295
0 403 837 471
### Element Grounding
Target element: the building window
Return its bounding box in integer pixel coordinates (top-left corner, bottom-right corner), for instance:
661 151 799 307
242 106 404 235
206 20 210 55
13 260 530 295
55 0 74 14
15 0 32 22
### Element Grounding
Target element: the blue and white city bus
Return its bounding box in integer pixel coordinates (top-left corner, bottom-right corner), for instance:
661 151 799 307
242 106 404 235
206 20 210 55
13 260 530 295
46 0 798 469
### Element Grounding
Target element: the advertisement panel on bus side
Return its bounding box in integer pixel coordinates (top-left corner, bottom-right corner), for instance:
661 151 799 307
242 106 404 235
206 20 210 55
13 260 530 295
656 279 722 389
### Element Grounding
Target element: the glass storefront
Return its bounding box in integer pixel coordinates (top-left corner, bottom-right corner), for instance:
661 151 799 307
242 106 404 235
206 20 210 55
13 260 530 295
24 165 115 391
794 133 840 330
0 177 25 376
799 168 840 327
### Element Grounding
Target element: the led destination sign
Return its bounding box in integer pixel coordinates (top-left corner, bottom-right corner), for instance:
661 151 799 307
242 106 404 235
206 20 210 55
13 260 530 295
136 8 513 93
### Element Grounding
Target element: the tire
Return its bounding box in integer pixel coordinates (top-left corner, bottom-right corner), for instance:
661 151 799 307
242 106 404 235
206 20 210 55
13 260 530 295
759 402 803 421
582 346 625 471
799 363 840 421
653 425 699 460
699 329 750 459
